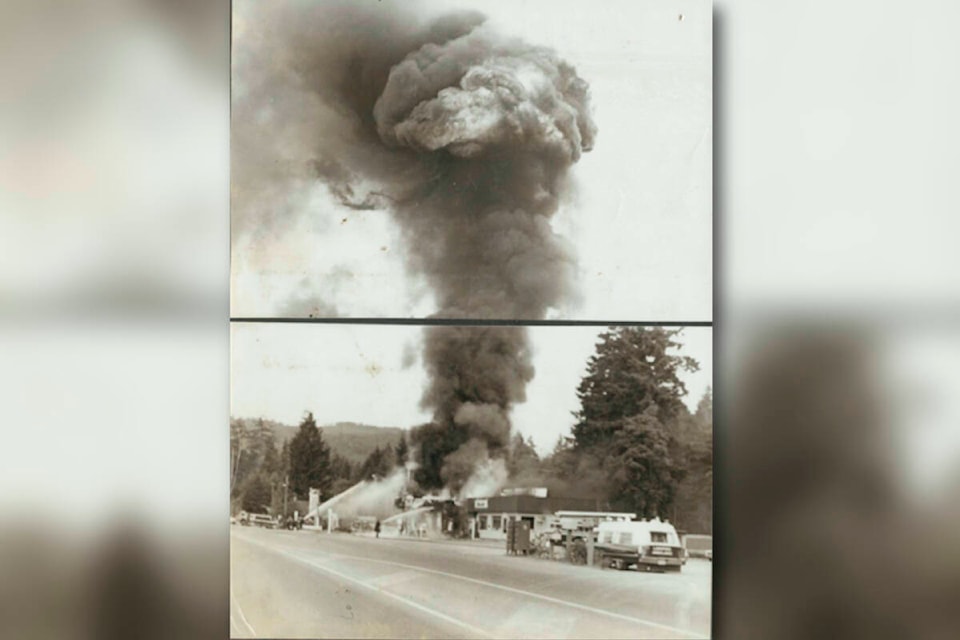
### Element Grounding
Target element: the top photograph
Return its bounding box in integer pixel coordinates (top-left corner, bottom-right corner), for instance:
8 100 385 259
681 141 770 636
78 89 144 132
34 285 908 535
231 0 712 321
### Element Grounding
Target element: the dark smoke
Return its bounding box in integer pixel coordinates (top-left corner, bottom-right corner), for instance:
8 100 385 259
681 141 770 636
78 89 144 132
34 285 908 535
374 19 596 319
412 325 536 492
234 1 596 492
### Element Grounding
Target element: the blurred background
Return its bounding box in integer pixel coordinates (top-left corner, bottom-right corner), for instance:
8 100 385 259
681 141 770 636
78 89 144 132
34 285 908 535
1 1 958 639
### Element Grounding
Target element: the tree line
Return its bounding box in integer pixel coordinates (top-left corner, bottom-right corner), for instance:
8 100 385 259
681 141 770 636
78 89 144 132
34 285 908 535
230 413 408 516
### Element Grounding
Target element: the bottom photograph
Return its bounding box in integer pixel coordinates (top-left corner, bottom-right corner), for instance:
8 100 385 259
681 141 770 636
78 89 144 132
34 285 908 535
229 322 713 639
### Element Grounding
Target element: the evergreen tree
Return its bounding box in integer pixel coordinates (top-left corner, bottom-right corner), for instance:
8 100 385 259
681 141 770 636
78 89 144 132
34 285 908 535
395 432 409 466
507 433 541 479
261 434 280 479
539 435 575 481
571 327 698 519
230 417 284 497
673 387 713 532
358 445 393 481
572 327 698 451
328 454 354 496
606 409 685 519
288 412 332 500
240 474 272 513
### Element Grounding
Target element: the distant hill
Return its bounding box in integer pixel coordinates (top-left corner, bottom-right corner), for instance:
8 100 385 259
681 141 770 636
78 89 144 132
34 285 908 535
233 417 405 465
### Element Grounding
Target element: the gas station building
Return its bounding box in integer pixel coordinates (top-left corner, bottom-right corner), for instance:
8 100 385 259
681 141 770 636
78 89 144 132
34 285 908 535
465 492 607 540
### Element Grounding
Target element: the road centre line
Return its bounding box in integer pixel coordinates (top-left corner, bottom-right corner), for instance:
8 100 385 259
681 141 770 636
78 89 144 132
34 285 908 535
325 551 702 639
236 533 702 639
280 548 494 639
235 535 491 639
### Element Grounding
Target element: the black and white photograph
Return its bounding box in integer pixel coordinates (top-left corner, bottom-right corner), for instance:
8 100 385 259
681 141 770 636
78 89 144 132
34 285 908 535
231 0 711 321
230 0 713 637
230 323 713 638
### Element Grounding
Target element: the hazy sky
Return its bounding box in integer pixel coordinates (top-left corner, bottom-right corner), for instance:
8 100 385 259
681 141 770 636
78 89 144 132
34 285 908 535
230 0 711 320
231 323 712 455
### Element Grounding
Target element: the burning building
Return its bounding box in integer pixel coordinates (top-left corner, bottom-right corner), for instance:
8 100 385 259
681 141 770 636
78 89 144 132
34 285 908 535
465 489 616 541
380 496 466 539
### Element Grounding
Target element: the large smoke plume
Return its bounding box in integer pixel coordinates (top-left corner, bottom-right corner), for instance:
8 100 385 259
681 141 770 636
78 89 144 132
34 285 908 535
234 1 596 494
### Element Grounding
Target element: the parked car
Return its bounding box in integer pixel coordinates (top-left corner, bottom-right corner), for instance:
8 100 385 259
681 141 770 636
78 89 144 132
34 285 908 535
242 513 277 529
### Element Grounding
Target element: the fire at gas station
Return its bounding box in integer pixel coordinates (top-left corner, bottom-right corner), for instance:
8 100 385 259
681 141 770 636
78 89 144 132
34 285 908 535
286 474 696 574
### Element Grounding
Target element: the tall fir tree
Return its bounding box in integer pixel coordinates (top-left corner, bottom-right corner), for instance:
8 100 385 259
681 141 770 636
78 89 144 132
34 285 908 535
573 327 698 451
288 412 332 500
571 327 698 520
395 432 409 466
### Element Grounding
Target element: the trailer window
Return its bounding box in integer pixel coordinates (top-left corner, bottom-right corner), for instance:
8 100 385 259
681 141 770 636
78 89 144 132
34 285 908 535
601 531 613 544
651 531 668 543
617 532 633 545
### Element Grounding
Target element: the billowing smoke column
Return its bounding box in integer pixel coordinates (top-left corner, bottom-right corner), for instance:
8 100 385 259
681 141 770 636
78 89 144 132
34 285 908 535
374 14 596 494
411 325 532 494
374 20 597 319
234 1 596 495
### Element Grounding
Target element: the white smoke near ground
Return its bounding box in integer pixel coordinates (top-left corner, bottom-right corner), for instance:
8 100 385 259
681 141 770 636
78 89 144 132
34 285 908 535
417 488 453 503
329 468 405 521
460 457 508 499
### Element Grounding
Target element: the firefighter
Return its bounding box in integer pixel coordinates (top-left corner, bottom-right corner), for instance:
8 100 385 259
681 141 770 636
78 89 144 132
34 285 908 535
374 519 381 539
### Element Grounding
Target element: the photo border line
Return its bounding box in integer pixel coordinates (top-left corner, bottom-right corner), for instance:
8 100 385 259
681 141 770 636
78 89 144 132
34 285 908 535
229 318 713 327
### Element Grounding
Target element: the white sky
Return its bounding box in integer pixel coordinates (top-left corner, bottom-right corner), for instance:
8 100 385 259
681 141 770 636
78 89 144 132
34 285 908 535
231 323 712 455
231 0 712 320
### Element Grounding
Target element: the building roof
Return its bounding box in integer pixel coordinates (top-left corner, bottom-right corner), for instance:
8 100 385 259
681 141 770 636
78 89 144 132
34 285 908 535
467 495 604 514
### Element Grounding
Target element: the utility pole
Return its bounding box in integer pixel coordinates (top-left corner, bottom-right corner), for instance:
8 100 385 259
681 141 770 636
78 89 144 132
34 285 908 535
283 476 289 517
230 448 242 494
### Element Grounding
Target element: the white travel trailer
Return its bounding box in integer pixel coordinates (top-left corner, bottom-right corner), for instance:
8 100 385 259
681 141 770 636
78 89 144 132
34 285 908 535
596 517 685 572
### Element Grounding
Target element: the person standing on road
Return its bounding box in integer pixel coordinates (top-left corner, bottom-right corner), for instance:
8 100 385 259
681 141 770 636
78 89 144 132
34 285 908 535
375 519 381 539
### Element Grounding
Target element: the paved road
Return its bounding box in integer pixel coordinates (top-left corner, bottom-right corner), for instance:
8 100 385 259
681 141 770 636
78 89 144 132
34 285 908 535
230 527 711 639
